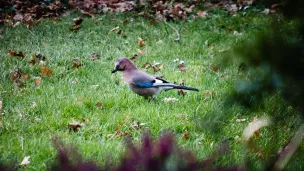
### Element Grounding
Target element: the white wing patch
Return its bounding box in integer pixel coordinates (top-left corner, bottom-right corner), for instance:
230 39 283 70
155 78 165 83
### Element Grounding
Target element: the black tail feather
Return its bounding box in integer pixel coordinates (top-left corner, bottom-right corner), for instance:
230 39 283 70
172 85 199 91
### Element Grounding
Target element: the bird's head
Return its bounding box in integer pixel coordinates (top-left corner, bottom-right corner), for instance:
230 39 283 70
112 57 135 73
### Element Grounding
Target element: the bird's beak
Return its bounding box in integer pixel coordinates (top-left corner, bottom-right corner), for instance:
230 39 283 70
111 69 117 73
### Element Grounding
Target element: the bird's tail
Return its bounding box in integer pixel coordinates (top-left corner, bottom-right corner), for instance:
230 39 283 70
171 85 199 91
152 83 199 91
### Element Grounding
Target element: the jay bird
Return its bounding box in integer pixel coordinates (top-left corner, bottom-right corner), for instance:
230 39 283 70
112 57 199 99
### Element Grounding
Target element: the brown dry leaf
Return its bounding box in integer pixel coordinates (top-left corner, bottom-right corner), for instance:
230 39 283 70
164 97 179 102
29 57 37 65
197 10 208 18
96 101 102 109
26 21 34 29
138 49 145 56
138 37 145 47
76 98 83 102
130 54 139 61
178 89 187 96
177 64 186 72
204 90 212 97
72 57 83 68
29 54 46 65
10 67 25 86
114 125 130 137
183 131 190 140
152 65 160 73
180 80 185 86
142 62 151 69
73 17 83 25
68 122 83 132
107 134 114 139
71 25 81 31
41 66 53 77
0 100 2 112
210 63 219 72
20 156 30 166
90 53 100 61
82 118 88 123
80 10 94 18
8 49 24 58
21 73 30 80
149 19 158 25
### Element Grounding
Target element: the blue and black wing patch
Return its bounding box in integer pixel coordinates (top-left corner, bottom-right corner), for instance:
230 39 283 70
135 78 169 88
135 81 153 88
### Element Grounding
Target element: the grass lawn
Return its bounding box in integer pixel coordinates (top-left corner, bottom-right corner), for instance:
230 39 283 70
0 9 303 170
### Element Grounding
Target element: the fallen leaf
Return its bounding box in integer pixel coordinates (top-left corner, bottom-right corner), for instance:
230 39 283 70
8 49 24 58
31 102 37 108
34 77 41 86
76 98 83 102
40 66 53 77
107 134 114 139
82 118 88 123
73 17 83 25
164 97 179 102
261 8 270 14
138 49 145 56
0 100 2 112
142 62 151 69
149 19 158 25
138 37 145 47
183 131 190 140
210 63 219 72
72 57 83 68
10 67 25 86
152 65 160 73
110 26 119 32
71 25 81 31
21 73 30 80
178 89 187 96
197 10 208 18
96 101 102 109
90 53 100 61
80 10 94 18
68 122 83 132
39 60 46 66
177 63 186 72
131 122 146 130
243 116 271 141
130 54 139 61
209 44 214 49
20 156 30 166
204 90 212 97
72 78 79 84
159 64 165 70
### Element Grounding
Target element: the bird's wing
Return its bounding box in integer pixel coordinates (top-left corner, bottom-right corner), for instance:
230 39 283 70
130 70 173 88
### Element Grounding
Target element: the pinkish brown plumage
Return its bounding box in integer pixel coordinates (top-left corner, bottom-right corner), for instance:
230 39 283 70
112 57 199 99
